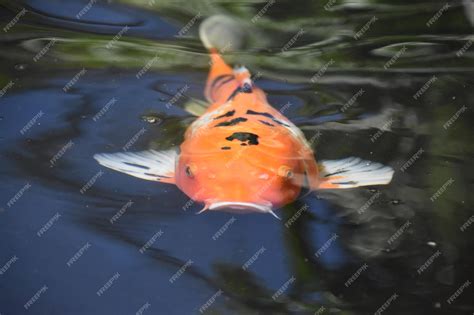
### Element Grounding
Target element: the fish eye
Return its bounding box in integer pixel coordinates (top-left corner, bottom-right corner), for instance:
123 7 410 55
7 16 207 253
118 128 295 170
278 166 294 179
185 165 194 178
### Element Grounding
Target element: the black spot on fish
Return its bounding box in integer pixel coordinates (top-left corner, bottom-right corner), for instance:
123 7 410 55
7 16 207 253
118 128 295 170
211 74 234 90
246 110 274 119
333 181 358 185
324 169 349 177
124 162 149 170
214 110 235 119
273 119 290 127
215 117 247 127
242 83 252 93
225 132 259 145
225 83 253 102
221 146 231 150
246 110 290 127
210 75 235 100
258 120 275 127
226 87 241 101
144 173 171 179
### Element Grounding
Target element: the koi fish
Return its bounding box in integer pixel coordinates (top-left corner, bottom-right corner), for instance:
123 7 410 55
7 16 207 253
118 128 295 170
94 17 394 218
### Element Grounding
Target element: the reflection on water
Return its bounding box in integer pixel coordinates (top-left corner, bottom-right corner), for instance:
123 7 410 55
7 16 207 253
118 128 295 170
0 0 473 314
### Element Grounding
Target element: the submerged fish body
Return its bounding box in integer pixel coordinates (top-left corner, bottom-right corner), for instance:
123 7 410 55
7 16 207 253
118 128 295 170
94 17 394 217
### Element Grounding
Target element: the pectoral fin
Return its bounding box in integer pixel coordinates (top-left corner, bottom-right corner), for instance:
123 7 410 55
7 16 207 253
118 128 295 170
93 149 177 184
315 157 394 189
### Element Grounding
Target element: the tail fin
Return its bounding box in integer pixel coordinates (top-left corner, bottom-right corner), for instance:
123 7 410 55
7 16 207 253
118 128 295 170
315 157 394 189
199 15 247 103
199 15 245 52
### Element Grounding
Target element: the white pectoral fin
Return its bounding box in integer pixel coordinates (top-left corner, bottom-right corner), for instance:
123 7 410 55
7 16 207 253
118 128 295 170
93 149 177 184
315 157 394 189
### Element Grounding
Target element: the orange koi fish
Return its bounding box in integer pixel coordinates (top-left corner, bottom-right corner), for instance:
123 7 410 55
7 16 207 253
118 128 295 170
94 18 394 218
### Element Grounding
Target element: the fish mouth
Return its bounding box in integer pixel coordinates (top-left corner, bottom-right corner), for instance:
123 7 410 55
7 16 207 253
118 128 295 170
208 202 280 219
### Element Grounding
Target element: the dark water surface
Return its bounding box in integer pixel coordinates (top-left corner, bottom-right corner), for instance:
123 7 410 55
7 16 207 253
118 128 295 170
1 0 473 314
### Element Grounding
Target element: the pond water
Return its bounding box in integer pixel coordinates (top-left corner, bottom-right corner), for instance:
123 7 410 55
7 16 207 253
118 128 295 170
0 0 473 314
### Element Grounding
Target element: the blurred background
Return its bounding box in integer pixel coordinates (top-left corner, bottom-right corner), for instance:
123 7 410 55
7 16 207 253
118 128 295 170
0 0 473 314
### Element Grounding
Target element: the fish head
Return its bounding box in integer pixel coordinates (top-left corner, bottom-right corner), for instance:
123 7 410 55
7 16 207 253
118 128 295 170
176 134 307 215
